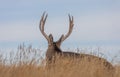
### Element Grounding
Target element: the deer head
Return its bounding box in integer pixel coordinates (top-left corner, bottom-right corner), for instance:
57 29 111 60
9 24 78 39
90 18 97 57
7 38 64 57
39 12 74 61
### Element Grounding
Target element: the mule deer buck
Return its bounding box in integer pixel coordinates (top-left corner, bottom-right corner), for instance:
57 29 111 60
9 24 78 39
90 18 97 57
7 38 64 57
39 13 114 75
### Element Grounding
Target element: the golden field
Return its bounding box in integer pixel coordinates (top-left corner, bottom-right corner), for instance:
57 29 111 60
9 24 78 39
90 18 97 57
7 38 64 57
0 45 120 77
0 58 120 77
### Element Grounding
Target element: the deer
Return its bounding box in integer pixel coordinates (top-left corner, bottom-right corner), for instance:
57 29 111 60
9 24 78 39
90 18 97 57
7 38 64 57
39 13 115 76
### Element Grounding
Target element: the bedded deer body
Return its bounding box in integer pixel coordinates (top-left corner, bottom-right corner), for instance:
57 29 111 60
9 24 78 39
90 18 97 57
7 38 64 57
39 13 114 72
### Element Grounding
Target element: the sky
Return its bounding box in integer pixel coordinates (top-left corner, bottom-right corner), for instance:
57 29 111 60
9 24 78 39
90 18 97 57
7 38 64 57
0 0 120 59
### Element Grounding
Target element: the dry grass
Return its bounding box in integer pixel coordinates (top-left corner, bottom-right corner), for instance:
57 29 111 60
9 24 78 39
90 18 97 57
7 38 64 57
0 45 119 77
0 58 119 77
114 65 120 77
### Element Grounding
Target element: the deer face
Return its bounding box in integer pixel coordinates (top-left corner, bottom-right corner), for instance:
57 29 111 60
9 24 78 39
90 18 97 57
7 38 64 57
47 34 66 52
47 34 61 51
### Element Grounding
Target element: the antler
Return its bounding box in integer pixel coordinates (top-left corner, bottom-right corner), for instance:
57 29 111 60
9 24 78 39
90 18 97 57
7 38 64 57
61 14 74 42
39 12 50 43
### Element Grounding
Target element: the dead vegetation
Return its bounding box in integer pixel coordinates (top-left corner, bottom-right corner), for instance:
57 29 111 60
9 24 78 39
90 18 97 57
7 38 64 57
0 57 119 77
0 45 119 77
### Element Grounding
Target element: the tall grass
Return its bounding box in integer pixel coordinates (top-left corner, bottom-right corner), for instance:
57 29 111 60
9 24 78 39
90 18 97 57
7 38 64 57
0 45 120 77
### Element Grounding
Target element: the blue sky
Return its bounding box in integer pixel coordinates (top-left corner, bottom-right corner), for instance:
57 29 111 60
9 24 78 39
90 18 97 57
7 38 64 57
0 0 120 57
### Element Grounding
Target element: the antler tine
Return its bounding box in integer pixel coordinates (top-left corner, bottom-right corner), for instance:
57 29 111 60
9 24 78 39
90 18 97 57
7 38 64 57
69 14 74 30
39 12 50 43
61 14 74 42
40 12 48 31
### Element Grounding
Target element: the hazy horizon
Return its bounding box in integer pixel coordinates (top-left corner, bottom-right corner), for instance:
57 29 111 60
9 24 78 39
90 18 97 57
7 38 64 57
0 0 120 59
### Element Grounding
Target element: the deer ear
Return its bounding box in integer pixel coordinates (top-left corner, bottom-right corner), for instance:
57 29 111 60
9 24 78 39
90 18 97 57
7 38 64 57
49 34 54 42
57 34 64 44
